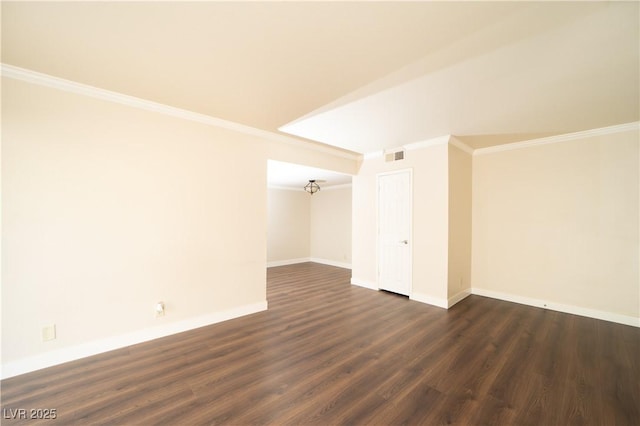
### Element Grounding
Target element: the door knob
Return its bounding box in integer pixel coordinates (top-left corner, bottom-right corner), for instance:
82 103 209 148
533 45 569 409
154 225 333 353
400 240 408 244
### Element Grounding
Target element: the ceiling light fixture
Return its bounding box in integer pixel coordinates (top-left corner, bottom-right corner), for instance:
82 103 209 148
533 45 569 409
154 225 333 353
304 180 320 195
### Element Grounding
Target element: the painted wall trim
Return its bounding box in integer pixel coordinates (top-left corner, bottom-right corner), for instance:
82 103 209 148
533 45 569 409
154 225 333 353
309 257 352 270
1 301 268 380
474 122 640 156
318 183 352 191
267 258 311 267
448 289 472 308
404 135 451 151
361 135 453 159
471 287 639 328
0 63 359 161
267 185 303 192
350 277 378 290
410 292 448 309
448 139 474 155
363 151 383 160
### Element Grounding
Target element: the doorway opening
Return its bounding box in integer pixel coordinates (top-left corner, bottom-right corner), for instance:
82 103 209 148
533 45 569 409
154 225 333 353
266 160 353 277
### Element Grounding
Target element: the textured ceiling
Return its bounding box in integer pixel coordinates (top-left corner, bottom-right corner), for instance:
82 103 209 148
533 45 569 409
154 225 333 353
2 1 638 155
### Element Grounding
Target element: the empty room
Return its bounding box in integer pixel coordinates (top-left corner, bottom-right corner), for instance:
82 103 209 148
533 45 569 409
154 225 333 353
1 1 639 425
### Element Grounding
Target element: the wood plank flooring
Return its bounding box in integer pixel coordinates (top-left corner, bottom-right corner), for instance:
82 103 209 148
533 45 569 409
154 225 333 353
2 262 639 425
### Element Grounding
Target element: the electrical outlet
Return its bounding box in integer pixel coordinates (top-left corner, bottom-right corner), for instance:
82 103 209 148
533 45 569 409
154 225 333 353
155 302 165 317
42 324 56 342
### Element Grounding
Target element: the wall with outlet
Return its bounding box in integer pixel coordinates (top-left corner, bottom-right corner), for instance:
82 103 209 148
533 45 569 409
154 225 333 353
1 76 357 377
472 127 639 320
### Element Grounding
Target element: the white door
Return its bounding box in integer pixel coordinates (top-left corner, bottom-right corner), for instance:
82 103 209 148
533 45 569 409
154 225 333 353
378 170 412 296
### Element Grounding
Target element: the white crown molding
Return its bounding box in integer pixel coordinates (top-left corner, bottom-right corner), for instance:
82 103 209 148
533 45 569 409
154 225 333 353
474 122 640 156
404 134 451 151
362 122 639 159
1 63 359 161
267 185 303 192
361 135 452 160
363 151 383 160
320 183 352 191
448 138 474 155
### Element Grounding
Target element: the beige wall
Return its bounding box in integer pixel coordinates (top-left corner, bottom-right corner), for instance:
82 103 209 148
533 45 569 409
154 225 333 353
1 77 357 374
267 189 310 263
5 69 636 379
352 142 449 302
354 129 638 322
310 186 352 266
267 185 352 267
472 129 639 319
448 143 472 298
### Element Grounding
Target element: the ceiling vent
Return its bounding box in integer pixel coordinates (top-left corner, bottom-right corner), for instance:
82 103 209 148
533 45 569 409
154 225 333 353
385 149 405 162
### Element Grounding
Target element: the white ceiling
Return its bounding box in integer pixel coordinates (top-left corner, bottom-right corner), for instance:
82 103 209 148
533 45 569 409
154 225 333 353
280 2 639 152
2 1 638 157
268 160 351 190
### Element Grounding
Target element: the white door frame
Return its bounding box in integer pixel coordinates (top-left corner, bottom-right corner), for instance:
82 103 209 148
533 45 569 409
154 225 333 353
376 168 413 296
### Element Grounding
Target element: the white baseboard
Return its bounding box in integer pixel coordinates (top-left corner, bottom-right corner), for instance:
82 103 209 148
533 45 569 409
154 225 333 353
448 289 471 308
266 258 352 269
267 258 310 267
309 257 352 269
1 301 268 380
350 277 378 290
472 287 639 328
410 292 448 309
406 290 470 309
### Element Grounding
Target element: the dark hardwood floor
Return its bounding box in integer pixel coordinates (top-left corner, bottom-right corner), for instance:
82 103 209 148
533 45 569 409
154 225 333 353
2 262 639 425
